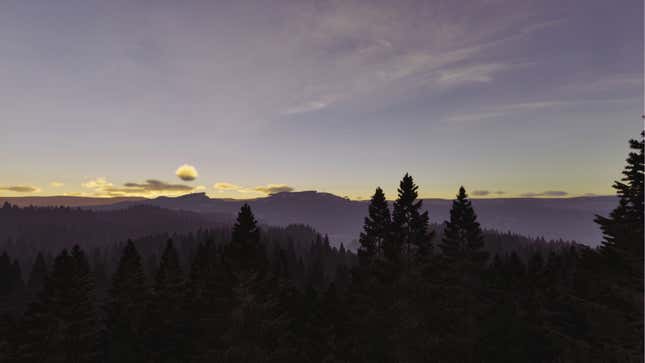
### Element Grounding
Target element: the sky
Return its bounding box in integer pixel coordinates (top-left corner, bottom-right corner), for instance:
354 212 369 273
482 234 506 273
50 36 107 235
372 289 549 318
0 0 643 200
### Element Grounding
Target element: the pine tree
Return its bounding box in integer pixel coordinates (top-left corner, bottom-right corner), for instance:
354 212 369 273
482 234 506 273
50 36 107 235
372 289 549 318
439 186 488 266
187 240 232 362
227 204 267 273
0 252 11 296
591 131 644 357
148 239 187 362
67 246 98 363
28 253 47 292
104 240 148 363
595 131 644 284
391 174 433 265
358 187 391 265
10 259 24 293
17 246 97 362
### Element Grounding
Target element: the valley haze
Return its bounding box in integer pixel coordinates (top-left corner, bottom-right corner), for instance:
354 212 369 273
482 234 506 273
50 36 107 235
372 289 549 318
0 192 616 246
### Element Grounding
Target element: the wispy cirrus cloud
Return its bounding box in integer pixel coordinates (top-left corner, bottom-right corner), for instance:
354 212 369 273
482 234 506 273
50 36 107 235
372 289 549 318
471 190 505 196
437 63 509 85
284 100 332 115
520 190 568 197
441 97 635 124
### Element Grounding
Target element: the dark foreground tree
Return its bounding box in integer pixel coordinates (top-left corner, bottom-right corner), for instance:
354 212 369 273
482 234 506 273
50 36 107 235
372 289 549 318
104 240 148 363
221 204 288 362
358 187 391 265
440 186 488 266
595 131 644 284
147 239 186 362
16 246 97 362
27 252 48 292
186 240 232 362
391 173 433 265
581 130 645 359
227 203 267 273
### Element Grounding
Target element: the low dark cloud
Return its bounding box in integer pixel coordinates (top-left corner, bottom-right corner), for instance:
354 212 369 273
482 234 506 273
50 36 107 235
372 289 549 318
105 179 194 195
0 185 39 193
472 190 505 196
521 190 568 197
254 184 294 194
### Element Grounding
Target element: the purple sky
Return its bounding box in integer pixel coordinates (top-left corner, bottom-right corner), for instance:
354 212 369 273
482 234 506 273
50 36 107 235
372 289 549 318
0 0 642 199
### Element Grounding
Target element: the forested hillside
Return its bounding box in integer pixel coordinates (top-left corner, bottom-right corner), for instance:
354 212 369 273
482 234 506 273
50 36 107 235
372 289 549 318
0 133 642 362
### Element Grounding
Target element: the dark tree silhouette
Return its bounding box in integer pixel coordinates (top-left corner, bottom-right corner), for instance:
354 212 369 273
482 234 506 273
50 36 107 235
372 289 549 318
186 240 232 362
17 246 97 362
27 252 47 292
227 203 267 273
595 131 644 284
358 187 391 265
391 173 433 265
104 240 148 363
440 186 488 266
2 133 644 363
0 252 22 296
148 239 186 363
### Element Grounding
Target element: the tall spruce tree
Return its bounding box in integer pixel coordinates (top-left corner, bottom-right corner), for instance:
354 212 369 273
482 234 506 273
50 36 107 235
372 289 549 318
227 204 266 273
0 252 11 296
10 259 24 293
28 252 48 292
148 239 187 362
104 240 148 363
358 187 391 264
17 246 97 362
440 186 487 265
595 131 644 284
391 173 433 265
186 240 232 362
591 131 644 357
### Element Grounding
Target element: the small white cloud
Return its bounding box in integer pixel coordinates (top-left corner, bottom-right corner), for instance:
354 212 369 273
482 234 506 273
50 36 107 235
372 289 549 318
175 164 198 181
194 185 206 191
82 177 113 189
50 181 64 188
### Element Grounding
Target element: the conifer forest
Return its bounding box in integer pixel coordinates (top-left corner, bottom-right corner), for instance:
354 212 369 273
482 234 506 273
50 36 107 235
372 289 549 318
0 132 642 362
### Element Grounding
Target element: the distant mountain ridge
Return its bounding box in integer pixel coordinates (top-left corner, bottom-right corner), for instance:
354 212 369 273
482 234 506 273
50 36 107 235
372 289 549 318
0 196 145 207
2 192 615 246
82 191 615 246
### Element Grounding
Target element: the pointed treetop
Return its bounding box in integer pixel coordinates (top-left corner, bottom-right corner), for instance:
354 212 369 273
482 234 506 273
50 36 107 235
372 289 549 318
232 203 260 245
155 239 183 291
359 186 392 264
440 186 486 264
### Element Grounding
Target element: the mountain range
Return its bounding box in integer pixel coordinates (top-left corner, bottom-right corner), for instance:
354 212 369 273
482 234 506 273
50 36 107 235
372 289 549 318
1 192 616 246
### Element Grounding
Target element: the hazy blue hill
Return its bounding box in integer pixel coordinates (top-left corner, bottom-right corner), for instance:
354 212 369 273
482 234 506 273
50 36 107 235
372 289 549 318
88 192 616 246
0 195 145 207
0 204 223 253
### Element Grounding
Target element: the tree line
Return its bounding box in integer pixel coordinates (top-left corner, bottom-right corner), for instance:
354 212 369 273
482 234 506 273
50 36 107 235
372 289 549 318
0 132 642 362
